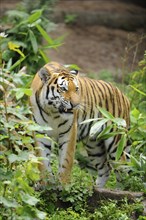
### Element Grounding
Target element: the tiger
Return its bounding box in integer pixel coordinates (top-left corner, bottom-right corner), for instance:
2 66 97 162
30 61 130 188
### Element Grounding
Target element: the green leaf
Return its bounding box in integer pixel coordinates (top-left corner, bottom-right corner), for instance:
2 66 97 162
21 193 39 206
36 210 47 219
112 118 127 128
65 64 81 71
16 89 24 100
131 108 140 119
129 154 141 169
14 88 32 100
23 88 32 96
36 24 54 45
26 124 52 132
130 85 146 96
8 152 29 163
98 106 114 120
90 119 109 137
29 30 38 54
96 124 113 139
39 49 50 63
28 10 42 24
97 131 125 141
0 196 18 208
9 56 26 71
28 18 42 27
8 42 25 57
116 134 127 161
80 118 99 125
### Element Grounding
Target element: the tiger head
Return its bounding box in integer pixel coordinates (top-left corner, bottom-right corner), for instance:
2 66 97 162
38 62 80 113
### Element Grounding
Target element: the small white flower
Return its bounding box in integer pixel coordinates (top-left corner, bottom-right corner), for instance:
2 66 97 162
0 32 8 38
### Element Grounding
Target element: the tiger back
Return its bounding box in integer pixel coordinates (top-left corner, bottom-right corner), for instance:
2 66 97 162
30 61 130 187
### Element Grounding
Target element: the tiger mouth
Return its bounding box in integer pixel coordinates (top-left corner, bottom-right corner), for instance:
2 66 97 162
59 105 73 113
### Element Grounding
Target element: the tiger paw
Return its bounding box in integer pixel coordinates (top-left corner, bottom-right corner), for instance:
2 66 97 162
58 172 71 185
95 176 109 188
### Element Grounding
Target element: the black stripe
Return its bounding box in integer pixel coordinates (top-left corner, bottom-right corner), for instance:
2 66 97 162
96 81 105 100
64 158 69 164
59 124 72 137
98 82 109 111
40 142 51 150
107 137 115 153
35 92 48 123
107 83 115 116
33 116 37 123
95 159 106 169
98 168 110 177
59 141 69 149
87 150 105 157
54 115 60 119
51 86 55 97
104 82 114 111
88 79 97 103
58 120 68 127
46 86 50 99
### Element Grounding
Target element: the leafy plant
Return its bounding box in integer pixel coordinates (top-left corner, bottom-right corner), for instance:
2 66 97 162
129 51 146 112
92 199 144 220
1 8 63 73
60 165 93 212
0 34 52 218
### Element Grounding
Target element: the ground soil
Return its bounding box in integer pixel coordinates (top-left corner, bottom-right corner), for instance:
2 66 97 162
48 0 146 78
1 0 146 79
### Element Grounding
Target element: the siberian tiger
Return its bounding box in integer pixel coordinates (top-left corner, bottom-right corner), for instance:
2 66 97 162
30 61 130 187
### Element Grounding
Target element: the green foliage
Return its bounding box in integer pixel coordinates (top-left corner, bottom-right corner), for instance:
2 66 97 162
127 52 146 185
0 28 55 217
97 69 114 82
1 8 63 73
0 67 48 218
47 199 144 220
40 164 93 214
64 14 78 25
60 165 93 211
92 199 144 220
21 0 57 14
129 51 146 112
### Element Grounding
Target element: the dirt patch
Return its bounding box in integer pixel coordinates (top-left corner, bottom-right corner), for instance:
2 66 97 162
48 24 145 78
48 0 146 77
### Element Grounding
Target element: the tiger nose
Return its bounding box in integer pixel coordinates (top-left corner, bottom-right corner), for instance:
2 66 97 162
48 100 53 105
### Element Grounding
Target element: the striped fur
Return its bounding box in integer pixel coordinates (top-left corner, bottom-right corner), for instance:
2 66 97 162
30 62 130 187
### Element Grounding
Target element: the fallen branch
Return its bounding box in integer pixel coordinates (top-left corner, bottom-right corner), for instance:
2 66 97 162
88 187 145 215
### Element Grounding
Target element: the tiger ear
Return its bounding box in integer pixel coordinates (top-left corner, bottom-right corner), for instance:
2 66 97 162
70 70 78 75
38 67 50 83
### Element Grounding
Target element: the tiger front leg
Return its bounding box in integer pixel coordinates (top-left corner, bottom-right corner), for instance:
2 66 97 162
58 114 77 184
35 138 54 186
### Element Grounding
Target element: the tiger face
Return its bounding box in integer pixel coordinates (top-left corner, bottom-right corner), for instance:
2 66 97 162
38 62 80 113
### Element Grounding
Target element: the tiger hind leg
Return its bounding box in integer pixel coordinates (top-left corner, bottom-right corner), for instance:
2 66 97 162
85 140 111 188
105 137 131 183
